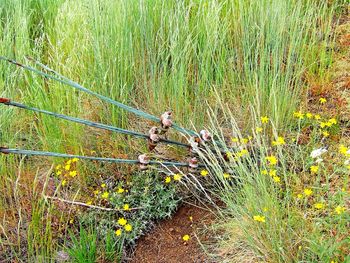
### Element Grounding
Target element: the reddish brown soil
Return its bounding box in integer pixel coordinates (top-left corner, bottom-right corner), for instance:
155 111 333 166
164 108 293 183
129 204 215 263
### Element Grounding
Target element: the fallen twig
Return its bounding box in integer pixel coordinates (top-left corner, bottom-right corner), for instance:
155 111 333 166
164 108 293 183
44 195 143 212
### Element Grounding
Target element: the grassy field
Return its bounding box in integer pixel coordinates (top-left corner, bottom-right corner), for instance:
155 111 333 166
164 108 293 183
0 0 349 262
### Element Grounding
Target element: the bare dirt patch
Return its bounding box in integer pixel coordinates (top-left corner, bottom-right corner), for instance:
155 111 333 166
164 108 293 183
129 203 215 263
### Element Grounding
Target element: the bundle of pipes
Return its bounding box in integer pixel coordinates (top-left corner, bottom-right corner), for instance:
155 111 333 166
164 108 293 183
0 57 217 171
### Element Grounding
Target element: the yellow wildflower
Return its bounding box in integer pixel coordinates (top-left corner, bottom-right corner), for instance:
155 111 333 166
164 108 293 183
223 173 230 179
339 145 348 155
64 164 71 171
272 136 285 146
124 224 132 232
319 97 327 104
310 166 319 174
328 118 337 125
115 229 122 236
118 217 127 226
261 170 268 175
320 122 327 128
266 155 278 166
200 170 209 177
241 138 249 144
189 216 193 221
165 176 171 183
322 131 329 137
61 179 67 186
69 171 77 177
297 194 303 199
304 188 313 196
101 192 109 199
72 157 79 162
237 149 249 157
69 218 74 224
306 113 313 119
314 114 321 120
231 137 239 143
261 116 269 123
335 206 346 215
66 160 72 165
273 176 281 183
93 190 100 196
56 170 62 176
182 234 190 241
256 127 263 133
253 215 266 223
117 188 125 194
86 200 92 205
269 169 277 177
294 111 304 119
123 204 130 211
173 173 182 181
314 203 324 209
101 183 106 188
55 164 62 170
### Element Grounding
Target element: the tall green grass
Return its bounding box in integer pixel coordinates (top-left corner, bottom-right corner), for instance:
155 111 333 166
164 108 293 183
0 0 345 261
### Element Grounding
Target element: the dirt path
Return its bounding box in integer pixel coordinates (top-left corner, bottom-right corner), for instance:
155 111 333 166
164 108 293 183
129 204 215 263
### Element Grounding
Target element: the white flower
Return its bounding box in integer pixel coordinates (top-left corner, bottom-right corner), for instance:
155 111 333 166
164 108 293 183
344 159 350 165
310 147 327 158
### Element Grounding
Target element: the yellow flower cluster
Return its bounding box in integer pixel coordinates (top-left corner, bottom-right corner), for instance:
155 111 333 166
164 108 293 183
164 173 183 184
262 169 280 183
319 118 337 128
116 217 133 236
55 158 79 187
